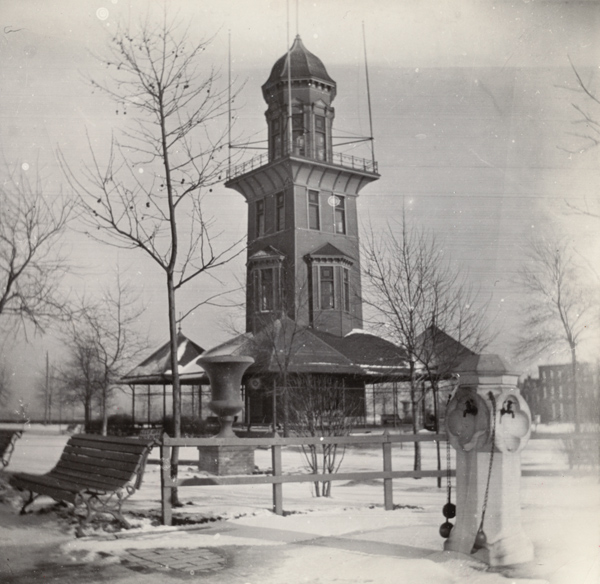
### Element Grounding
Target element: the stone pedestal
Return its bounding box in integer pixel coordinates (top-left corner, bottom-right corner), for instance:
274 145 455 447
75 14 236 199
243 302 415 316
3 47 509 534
197 354 255 476
198 445 255 476
444 354 534 567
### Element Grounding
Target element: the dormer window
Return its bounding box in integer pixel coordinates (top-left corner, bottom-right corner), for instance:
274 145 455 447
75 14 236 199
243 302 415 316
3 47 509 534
255 267 276 312
319 266 335 309
248 246 285 317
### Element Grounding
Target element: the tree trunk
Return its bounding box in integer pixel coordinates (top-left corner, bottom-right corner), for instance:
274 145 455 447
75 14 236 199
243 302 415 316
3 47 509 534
282 372 289 437
411 385 421 473
432 379 441 488
85 394 91 432
102 393 108 436
571 345 580 433
167 274 181 506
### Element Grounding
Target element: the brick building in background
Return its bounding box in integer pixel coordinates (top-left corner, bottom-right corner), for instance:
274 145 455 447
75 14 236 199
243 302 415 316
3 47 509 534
520 362 600 425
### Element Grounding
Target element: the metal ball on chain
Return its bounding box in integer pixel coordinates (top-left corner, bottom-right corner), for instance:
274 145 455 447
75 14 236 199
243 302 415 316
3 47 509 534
471 528 488 553
439 521 453 538
443 502 456 519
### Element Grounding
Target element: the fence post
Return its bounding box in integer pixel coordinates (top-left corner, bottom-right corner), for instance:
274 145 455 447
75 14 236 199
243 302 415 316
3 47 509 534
272 442 283 515
382 432 393 510
160 439 172 526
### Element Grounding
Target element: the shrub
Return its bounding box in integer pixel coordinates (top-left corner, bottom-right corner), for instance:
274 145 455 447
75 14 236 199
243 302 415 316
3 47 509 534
86 414 135 436
162 416 215 437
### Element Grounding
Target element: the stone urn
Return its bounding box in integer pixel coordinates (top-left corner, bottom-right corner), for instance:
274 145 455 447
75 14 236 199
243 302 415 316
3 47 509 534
198 355 254 438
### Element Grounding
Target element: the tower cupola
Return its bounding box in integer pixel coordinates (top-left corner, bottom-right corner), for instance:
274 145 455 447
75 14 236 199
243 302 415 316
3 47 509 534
262 35 336 163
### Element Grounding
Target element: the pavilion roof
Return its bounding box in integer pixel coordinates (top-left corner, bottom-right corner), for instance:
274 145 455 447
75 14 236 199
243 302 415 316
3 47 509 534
120 331 207 385
197 317 410 382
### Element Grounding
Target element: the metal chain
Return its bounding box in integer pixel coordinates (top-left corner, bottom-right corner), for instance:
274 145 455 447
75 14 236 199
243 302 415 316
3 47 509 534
479 391 497 527
445 394 453 503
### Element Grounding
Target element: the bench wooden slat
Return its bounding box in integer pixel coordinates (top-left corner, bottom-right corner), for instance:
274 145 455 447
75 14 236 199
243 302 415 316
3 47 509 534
58 453 138 476
52 461 133 484
52 460 133 482
10 477 80 505
69 435 155 453
61 445 142 465
14 467 123 494
47 469 124 492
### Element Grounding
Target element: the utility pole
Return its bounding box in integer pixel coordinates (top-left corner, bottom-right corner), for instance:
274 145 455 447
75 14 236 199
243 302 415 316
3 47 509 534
45 351 50 424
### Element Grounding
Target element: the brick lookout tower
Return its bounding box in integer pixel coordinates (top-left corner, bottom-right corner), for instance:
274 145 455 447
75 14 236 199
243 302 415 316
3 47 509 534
211 35 406 426
225 35 379 336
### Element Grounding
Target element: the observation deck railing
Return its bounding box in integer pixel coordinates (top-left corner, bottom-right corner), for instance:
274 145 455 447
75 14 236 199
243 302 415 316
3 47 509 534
226 150 378 181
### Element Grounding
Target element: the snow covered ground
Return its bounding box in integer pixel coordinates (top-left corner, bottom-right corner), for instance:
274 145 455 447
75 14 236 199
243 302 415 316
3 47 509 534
1 424 598 584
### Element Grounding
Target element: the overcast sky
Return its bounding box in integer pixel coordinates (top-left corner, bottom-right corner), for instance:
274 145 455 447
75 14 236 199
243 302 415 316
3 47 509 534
1 0 599 413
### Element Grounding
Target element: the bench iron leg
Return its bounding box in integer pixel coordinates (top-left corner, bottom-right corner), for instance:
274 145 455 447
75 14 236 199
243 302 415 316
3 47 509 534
19 490 40 515
75 490 133 536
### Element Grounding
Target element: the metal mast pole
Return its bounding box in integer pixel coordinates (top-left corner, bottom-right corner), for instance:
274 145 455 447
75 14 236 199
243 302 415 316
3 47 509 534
228 29 232 174
287 0 293 155
362 21 376 166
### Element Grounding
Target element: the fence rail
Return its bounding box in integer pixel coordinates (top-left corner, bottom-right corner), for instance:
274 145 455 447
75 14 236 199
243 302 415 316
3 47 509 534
159 432 447 525
158 431 599 525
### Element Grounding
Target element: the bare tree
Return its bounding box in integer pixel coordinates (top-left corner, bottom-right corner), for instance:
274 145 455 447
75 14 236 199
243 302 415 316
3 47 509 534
59 12 244 498
35 352 56 424
559 58 600 218
0 163 73 333
363 211 492 471
248 278 314 436
287 374 361 497
60 335 103 431
0 360 12 410
60 272 147 434
515 235 596 432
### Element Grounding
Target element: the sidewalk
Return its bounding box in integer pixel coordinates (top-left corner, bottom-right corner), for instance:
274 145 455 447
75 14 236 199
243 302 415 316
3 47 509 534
1 497 555 584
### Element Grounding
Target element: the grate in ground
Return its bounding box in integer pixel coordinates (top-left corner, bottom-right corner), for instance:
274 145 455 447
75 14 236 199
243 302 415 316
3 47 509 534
121 547 229 576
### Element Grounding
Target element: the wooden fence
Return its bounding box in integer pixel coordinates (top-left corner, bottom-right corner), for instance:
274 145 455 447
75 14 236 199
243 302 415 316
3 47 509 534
159 432 449 526
158 431 598 526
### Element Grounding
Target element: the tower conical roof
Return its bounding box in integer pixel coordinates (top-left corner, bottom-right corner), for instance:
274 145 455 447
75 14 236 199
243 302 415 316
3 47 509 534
263 35 335 91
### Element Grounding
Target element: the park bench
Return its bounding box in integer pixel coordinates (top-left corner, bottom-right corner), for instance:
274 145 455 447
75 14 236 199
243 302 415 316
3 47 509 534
10 434 155 535
0 429 23 468
380 414 402 426
137 426 163 441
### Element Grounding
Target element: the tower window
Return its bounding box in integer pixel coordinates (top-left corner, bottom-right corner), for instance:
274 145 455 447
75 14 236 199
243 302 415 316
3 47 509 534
315 115 326 161
254 267 276 312
308 190 320 230
256 199 265 237
343 268 350 312
271 118 282 159
292 113 305 156
319 266 335 309
276 192 285 231
335 195 346 234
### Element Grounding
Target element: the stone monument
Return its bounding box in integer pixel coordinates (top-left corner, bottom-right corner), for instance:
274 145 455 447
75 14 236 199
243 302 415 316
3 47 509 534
444 354 534 566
